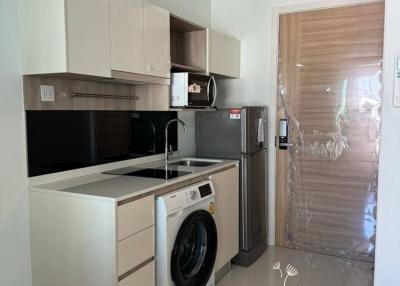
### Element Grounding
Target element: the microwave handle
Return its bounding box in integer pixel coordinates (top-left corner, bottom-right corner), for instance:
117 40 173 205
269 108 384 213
210 76 217 107
207 77 211 103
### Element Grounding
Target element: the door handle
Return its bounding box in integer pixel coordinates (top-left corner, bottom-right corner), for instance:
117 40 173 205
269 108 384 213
280 143 294 148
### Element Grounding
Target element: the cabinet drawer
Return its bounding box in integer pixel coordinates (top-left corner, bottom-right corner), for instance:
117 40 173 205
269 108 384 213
119 260 155 286
118 226 154 276
118 195 154 241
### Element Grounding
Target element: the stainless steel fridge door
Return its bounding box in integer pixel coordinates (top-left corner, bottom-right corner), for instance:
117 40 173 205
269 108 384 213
241 107 268 154
241 150 267 251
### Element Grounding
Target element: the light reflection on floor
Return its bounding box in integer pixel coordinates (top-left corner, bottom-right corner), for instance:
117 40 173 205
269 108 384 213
217 246 373 286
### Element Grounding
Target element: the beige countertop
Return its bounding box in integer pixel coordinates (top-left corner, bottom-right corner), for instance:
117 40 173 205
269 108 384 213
31 158 238 203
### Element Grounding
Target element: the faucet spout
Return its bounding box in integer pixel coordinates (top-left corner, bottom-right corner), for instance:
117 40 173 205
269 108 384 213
165 119 187 165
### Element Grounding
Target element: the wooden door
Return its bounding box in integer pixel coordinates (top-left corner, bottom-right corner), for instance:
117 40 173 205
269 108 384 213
275 2 384 262
110 0 145 74
144 1 171 78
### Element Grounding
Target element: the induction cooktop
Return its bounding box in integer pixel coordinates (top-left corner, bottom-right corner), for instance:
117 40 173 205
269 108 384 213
107 168 191 180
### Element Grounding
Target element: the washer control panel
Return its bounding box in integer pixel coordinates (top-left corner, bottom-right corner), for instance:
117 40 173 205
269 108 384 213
162 181 215 214
186 189 200 203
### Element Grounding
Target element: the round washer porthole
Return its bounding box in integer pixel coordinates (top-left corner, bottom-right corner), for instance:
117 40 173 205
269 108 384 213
170 210 218 286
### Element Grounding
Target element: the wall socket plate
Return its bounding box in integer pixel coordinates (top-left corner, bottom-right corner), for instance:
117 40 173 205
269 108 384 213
40 85 55 102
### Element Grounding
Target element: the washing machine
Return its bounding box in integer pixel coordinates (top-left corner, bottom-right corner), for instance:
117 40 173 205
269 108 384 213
156 180 217 286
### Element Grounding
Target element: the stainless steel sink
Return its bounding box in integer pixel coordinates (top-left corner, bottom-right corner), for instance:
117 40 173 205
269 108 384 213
168 159 221 167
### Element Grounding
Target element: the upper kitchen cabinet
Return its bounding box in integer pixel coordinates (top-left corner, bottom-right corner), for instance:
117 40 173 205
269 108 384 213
20 0 111 78
209 30 241 78
144 2 171 78
110 0 171 82
110 0 144 76
170 15 207 73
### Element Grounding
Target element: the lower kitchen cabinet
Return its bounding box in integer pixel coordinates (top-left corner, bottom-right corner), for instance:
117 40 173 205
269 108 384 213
29 166 239 286
29 191 155 286
210 164 240 270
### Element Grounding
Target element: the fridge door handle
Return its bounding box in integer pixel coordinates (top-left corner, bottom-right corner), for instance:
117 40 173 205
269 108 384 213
241 155 249 250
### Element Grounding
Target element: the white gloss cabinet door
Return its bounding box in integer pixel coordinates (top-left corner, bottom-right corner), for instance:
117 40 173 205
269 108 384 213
66 0 111 77
210 165 240 270
226 36 241 78
144 1 171 78
110 0 144 74
210 30 226 76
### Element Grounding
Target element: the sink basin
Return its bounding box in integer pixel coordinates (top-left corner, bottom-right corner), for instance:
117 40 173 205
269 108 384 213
168 159 221 167
105 168 192 180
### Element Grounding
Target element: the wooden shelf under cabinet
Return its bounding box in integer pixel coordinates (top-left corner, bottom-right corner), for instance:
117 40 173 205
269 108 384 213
171 63 205 73
169 107 216 112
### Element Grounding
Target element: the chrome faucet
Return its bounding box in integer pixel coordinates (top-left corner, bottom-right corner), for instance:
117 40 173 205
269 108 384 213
144 120 156 154
165 119 187 164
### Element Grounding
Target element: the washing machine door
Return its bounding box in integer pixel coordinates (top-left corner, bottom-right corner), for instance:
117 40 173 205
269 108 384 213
171 210 217 286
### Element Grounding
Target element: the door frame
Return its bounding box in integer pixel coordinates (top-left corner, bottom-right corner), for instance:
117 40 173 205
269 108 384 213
268 0 385 246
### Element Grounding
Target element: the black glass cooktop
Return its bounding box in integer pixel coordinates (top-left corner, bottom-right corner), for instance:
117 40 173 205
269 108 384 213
112 168 191 180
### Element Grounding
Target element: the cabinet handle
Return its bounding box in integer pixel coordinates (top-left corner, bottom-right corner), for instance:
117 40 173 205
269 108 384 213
70 92 139 100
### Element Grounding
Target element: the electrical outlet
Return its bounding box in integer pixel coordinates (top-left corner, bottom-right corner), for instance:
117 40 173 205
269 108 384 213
40 85 55 102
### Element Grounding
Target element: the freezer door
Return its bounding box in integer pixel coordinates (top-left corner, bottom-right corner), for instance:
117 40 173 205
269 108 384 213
195 110 242 159
241 107 268 153
241 150 267 251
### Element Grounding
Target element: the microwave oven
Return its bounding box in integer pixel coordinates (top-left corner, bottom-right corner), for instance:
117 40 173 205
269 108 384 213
171 73 217 108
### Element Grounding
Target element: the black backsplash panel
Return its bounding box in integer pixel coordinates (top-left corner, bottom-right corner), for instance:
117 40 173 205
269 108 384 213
26 111 178 177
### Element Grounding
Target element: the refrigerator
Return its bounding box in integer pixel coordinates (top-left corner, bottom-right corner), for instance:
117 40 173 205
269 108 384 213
195 106 268 267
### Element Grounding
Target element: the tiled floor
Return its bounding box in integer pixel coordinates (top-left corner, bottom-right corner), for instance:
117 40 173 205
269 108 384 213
218 247 373 286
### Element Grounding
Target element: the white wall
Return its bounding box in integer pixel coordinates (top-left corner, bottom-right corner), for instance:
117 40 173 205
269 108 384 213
0 1 31 286
374 0 400 285
147 0 211 27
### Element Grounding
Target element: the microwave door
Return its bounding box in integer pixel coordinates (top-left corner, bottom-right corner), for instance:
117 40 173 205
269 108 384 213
171 73 215 108
188 77 216 107
187 92 209 107
187 84 211 107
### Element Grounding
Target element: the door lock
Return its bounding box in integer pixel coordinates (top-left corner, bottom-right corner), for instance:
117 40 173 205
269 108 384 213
279 119 293 149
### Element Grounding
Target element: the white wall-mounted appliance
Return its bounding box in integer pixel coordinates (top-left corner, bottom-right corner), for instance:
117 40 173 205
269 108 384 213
171 73 217 108
156 180 217 286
